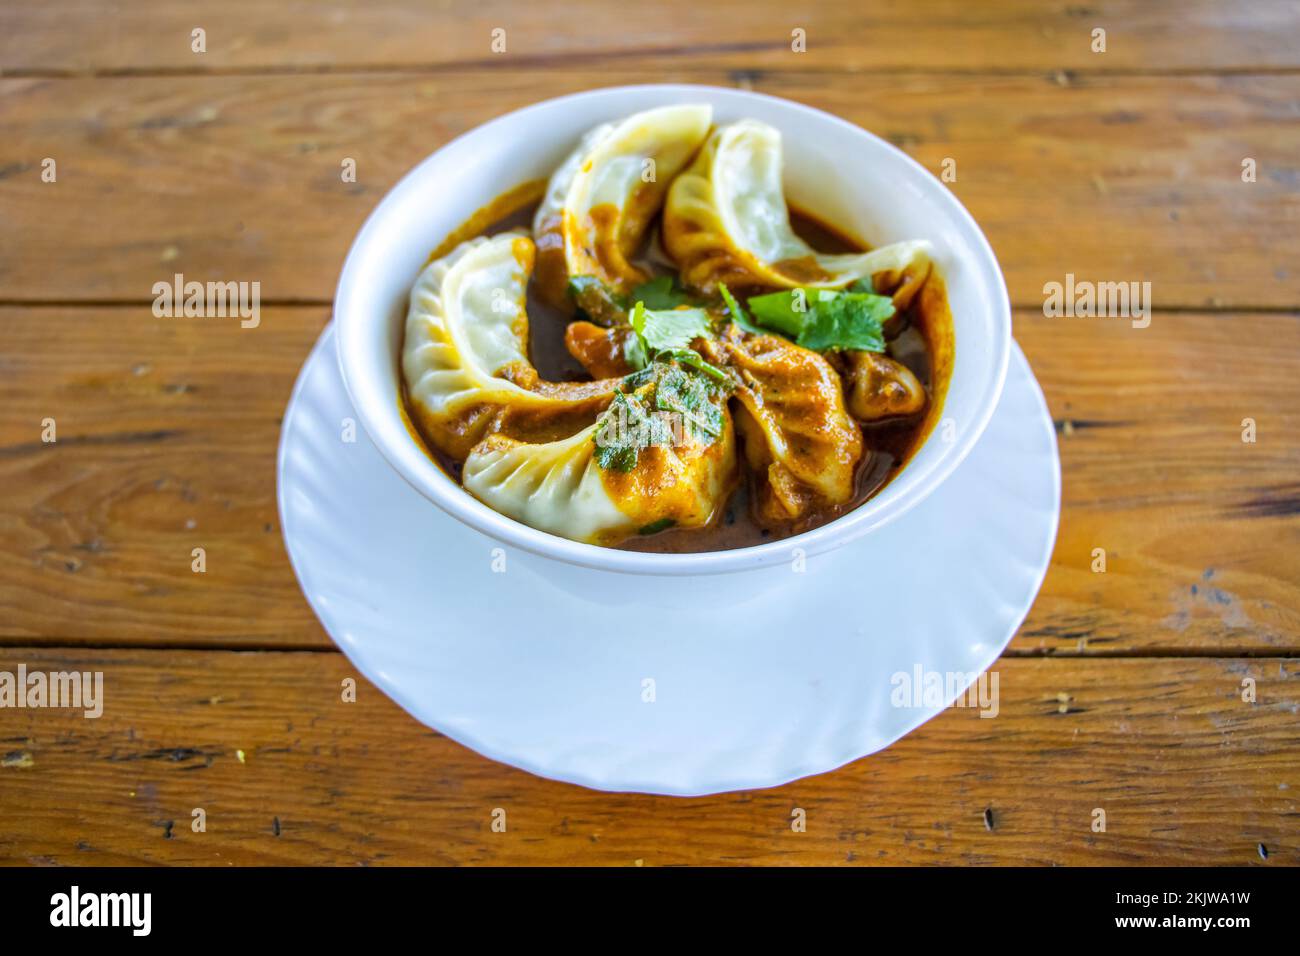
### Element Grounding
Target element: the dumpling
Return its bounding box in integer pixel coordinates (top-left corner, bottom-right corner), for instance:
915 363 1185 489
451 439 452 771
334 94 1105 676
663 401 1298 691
463 424 632 543
663 119 933 295
463 376 737 545
402 232 615 459
533 104 713 307
842 351 927 422
703 327 862 525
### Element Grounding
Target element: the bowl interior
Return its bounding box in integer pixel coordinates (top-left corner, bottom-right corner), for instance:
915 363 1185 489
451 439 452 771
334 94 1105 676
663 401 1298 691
334 84 1010 575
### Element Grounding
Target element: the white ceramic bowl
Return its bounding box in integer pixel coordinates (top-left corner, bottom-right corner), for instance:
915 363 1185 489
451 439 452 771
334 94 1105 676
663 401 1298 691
334 84 1011 576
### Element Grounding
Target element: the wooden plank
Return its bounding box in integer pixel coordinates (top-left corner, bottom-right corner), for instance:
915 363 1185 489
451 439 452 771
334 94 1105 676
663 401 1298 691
0 649 1295 865
1014 308 1300 655
2 1 1296 74
0 306 329 648
1 305 1297 653
752 72 1300 312
0 70 722 303
2 72 1296 308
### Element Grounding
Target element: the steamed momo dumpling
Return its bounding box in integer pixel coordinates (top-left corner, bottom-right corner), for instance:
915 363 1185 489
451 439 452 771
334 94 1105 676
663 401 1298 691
533 104 713 307
463 383 738 546
463 425 631 543
402 232 615 459
463 424 637 544
704 327 863 525
663 120 933 294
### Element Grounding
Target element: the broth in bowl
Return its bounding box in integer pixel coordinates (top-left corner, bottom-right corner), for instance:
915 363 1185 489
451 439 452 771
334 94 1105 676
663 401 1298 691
399 105 952 553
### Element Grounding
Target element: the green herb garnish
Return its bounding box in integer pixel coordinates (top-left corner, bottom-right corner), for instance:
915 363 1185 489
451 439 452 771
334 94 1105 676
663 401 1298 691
746 288 818 337
796 293 891 352
658 347 729 383
638 517 676 535
654 363 725 438
745 287 892 353
593 389 674 472
567 276 630 326
629 301 712 353
631 275 694 310
592 358 730 472
594 294 729 472
718 282 763 335
625 300 715 372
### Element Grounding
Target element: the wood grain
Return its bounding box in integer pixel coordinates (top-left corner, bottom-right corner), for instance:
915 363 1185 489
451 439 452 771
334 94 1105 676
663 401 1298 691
3 1 1297 74
1 305 1297 654
0 649 1294 865
0 306 327 648
1 72 1297 307
3 0 1299 868
755 72 1300 311
1015 308 1300 655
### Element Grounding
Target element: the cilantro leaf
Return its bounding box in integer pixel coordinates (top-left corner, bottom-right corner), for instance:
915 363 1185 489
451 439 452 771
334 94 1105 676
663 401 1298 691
600 297 729 466
623 331 648 371
796 294 891 352
600 359 730 468
630 301 712 353
654 364 724 438
659 347 729 384
744 288 893 353
619 363 659 393
592 392 640 472
848 276 876 294
632 275 693 310
746 288 818 337
593 389 673 472
567 276 629 326
625 300 715 372
718 282 764 334
593 437 639 472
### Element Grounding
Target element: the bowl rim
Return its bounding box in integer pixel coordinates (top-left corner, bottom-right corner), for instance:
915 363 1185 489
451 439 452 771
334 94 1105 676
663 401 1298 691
334 83 1011 576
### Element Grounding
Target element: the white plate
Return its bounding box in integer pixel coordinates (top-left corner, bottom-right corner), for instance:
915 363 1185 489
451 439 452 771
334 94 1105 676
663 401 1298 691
278 326 1060 795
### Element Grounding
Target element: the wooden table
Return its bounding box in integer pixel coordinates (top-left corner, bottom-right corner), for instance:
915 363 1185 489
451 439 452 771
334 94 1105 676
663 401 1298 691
1 1 1297 866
